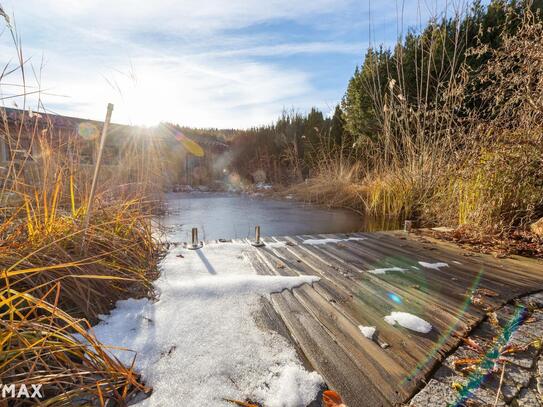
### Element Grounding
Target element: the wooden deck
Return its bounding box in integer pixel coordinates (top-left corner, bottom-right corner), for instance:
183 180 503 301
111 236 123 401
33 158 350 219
240 231 543 407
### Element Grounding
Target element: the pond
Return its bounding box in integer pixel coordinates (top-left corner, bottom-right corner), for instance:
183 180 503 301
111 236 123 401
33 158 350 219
162 192 399 242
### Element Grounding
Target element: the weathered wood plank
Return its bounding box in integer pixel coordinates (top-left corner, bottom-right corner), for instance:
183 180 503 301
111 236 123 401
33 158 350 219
279 237 468 353
258 237 453 369
271 290 393 407
242 232 543 407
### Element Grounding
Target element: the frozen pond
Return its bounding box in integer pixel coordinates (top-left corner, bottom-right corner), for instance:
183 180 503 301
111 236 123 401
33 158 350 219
162 192 370 242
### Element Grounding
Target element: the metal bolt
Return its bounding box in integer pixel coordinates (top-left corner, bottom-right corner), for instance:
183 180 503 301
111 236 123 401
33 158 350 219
252 225 265 247
192 228 198 246
187 227 202 250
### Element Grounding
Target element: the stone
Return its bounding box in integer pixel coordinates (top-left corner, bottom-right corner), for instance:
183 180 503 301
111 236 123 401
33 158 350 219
505 364 532 389
467 385 507 406
410 379 459 406
412 292 543 406
517 383 543 406
482 374 518 403
522 294 543 309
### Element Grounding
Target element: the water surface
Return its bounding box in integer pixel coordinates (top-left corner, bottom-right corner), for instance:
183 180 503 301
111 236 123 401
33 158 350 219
162 192 373 241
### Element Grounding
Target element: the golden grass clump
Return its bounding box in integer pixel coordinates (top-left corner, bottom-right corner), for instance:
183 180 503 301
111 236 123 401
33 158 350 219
1 286 150 406
1 193 160 322
296 8 543 234
0 128 162 402
0 133 162 403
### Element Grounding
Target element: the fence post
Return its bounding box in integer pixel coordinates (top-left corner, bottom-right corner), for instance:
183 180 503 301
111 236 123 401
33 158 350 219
81 103 114 249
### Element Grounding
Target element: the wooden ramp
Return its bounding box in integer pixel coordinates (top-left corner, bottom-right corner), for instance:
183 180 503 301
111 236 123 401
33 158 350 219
240 231 543 407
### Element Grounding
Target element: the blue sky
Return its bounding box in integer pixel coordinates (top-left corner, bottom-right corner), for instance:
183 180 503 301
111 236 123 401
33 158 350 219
0 0 473 128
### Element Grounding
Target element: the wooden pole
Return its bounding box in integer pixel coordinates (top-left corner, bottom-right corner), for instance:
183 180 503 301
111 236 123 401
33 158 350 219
81 103 114 247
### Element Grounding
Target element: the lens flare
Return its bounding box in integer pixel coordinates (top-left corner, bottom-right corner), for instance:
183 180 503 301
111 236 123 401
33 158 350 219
78 122 99 140
175 132 204 157
402 267 485 385
387 292 403 304
452 305 527 406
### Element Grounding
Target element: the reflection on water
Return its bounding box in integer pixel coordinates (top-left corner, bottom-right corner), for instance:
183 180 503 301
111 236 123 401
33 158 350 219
162 192 400 242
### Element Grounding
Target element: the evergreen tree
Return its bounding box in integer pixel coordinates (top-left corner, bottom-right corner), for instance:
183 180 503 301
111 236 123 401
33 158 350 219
329 105 346 147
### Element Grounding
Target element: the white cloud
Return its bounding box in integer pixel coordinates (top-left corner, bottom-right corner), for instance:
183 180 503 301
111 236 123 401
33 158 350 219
0 0 474 128
0 0 359 127
7 0 352 33
195 42 365 58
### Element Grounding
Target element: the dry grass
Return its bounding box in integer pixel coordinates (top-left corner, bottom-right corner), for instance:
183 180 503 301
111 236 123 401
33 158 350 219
0 116 163 402
0 133 162 403
1 286 150 406
0 138 161 403
296 7 543 235
0 15 163 402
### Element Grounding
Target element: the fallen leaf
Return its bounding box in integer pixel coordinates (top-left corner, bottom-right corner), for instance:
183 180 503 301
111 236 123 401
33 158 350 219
453 358 482 369
462 337 484 353
487 311 500 329
323 390 346 407
501 343 528 355
524 316 537 324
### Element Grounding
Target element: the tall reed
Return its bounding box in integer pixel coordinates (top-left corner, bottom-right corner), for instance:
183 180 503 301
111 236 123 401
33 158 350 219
0 13 164 403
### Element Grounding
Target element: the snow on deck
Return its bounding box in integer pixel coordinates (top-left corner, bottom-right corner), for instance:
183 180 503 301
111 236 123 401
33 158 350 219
93 241 322 406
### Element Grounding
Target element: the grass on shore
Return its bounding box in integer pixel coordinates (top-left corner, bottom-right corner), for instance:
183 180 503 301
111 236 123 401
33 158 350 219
0 10 169 401
1 286 150 406
1 136 163 404
290 9 543 238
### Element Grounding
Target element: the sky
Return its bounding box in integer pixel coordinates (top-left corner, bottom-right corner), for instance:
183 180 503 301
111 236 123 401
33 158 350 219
0 1 473 129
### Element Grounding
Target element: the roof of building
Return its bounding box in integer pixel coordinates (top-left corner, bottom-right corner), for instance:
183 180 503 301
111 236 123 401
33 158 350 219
1 107 230 151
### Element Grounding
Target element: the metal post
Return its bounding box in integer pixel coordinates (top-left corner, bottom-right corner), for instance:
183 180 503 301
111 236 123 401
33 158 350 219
192 228 198 246
252 225 265 247
81 103 114 249
187 227 202 250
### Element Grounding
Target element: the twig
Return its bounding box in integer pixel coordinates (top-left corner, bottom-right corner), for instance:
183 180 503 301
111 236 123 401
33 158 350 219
494 361 506 406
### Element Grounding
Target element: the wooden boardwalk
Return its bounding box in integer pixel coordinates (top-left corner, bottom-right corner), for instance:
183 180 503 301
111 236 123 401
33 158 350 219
240 231 543 407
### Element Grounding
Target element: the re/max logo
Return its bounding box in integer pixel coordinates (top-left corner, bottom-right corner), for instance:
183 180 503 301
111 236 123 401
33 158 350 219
0 384 43 399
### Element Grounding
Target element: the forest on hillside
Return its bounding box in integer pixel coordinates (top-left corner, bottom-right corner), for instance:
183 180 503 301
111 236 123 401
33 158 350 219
212 0 543 236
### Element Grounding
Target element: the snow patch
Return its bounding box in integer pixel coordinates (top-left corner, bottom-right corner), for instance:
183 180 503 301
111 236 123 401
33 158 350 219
367 266 408 275
255 182 273 190
254 364 323 407
358 326 376 339
384 312 432 333
302 237 366 245
418 261 449 270
93 242 322 406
